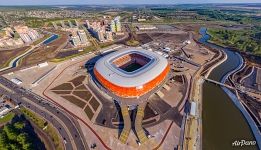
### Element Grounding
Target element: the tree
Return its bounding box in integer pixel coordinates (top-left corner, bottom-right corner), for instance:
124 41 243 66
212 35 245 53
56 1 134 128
0 132 9 150
10 143 20 150
0 121 34 150
14 122 25 129
17 133 33 150
3 124 18 141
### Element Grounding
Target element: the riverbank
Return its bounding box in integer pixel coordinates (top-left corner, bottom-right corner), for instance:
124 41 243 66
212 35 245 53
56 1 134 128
200 27 257 150
206 28 261 56
182 29 228 150
207 30 261 65
206 32 261 145
225 60 261 148
204 50 227 78
221 52 261 148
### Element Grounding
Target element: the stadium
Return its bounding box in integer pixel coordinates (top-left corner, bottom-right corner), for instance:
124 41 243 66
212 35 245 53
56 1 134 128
94 48 170 100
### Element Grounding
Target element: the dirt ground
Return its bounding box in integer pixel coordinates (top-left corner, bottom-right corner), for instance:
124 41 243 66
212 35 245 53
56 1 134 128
20 31 69 66
136 33 153 44
0 46 30 68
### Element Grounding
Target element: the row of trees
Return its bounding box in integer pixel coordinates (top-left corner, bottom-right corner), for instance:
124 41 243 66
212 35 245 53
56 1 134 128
208 28 261 56
189 9 260 25
0 116 45 150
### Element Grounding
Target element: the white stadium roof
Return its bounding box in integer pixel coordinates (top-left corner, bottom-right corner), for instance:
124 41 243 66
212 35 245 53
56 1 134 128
94 48 169 88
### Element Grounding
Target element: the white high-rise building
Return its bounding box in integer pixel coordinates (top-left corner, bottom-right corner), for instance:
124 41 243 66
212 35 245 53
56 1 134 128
14 26 40 43
60 21 66 28
105 32 113 41
110 16 121 33
110 20 116 32
75 20 79 27
0 41 4 47
97 30 105 42
71 34 81 46
86 20 90 29
114 16 121 32
20 33 31 43
77 30 89 45
68 21 74 28
28 30 38 40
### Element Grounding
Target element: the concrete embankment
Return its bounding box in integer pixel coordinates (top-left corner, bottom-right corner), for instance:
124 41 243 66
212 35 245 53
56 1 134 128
182 36 228 150
239 66 254 84
204 50 227 78
199 27 257 150
221 53 261 149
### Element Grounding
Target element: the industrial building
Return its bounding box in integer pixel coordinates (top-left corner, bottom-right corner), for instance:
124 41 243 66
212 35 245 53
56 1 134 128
136 24 157 30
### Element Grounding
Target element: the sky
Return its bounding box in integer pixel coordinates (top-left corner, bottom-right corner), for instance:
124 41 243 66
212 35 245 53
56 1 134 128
0 0 260 5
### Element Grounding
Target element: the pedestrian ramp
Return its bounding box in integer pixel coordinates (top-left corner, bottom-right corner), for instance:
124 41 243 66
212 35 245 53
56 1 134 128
163 84 171 91
119 105 131 144
156 90 164 98
135 103 148 144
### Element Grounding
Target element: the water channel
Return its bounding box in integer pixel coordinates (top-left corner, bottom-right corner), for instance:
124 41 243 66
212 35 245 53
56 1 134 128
43 34 58 45
10 34 58 69
199 27 258 150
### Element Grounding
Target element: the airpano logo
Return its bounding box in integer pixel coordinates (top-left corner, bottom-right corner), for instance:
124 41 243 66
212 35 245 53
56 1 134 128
232 140 256 147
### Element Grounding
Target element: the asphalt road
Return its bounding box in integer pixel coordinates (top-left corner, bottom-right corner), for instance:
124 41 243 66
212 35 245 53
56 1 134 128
0 76 88 150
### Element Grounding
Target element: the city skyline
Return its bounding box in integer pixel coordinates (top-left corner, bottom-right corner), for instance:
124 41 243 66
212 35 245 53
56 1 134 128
0 0 260 5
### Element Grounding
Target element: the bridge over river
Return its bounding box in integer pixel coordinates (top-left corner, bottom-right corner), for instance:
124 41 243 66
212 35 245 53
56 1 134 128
202 77 235 90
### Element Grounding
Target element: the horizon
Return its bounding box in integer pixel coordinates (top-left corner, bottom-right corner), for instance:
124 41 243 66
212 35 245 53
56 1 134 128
0 0 261 6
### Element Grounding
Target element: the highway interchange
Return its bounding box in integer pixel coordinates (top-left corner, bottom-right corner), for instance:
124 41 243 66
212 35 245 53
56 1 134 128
0 76 88 150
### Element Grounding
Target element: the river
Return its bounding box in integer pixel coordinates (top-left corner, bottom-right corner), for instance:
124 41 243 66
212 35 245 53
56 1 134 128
199 27 258 150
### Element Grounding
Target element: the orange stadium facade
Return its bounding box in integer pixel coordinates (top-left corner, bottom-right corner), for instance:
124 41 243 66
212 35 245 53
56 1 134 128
93 48 170 98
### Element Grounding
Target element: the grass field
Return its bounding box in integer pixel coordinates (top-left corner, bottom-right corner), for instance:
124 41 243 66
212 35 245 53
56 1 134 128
122 63 143 72
33 34 51 46
0 112 15 124
21 107 63 150
126 39 140 46
207 28 261 56
51 46 96 62
0 46 30 69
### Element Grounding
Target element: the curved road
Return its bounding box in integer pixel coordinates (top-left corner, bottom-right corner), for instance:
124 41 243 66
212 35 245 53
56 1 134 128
0 33 57 72
0 76 87 150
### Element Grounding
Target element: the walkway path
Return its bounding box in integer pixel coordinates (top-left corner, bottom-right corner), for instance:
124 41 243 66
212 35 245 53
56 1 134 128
119 105 131 144
135 103 148 144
